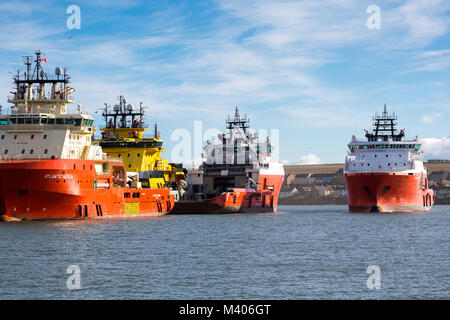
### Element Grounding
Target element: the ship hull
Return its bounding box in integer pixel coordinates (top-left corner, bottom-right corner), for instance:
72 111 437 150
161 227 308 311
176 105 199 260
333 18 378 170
344 172 434 213
171 173 284 214
0 159 174 221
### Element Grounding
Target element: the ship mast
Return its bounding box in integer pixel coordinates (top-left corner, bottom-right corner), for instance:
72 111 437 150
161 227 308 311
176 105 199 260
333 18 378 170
102 95 146 130
8 50 73 115
365 104 405 142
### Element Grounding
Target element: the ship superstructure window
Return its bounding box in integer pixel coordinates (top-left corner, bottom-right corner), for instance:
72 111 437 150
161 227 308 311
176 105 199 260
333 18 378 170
21 149 25 154
0 120 7 125
40 118 47 124
4 150 8 154
44 149 48 154
74 119 82 126
14 135 17 139
66 119 73 125
48 119 55 124
30 149 34 154
25 118 31 124
1 135 4 139
43 135 47 139
56 119 65 124
31 135 34 139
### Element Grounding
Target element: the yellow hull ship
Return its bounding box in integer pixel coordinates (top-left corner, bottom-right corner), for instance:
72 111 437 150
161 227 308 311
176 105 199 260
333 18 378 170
95 95 187 195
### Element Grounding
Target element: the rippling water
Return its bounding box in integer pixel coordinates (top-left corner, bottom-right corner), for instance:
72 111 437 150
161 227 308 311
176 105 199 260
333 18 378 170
0 205 448 299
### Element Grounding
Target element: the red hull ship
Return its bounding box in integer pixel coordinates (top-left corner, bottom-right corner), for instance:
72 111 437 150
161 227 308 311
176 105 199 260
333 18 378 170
0 51 174 221
171 108 284 214
344 105 434 213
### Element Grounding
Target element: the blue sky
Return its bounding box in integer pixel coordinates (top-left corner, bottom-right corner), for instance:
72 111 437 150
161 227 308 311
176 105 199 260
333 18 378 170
0 0 449 164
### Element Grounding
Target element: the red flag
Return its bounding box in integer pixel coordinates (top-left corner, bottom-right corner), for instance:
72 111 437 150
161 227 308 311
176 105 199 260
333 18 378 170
40 58 46 63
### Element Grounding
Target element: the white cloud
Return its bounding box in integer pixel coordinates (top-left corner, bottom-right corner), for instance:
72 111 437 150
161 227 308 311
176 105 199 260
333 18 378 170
421 113 440 124
298 154 321 165
420 137 450 160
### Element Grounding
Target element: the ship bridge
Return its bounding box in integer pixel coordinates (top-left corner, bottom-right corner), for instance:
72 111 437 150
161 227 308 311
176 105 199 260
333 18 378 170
344 105 426 174
0 50 104 161
97 95 186 190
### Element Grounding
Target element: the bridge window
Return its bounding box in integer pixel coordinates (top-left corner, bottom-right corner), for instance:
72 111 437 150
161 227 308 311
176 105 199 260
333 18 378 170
32 118 39 124
25 118 31 124
74 119 82 126
48 118 55 124
40 118 48 124
56 118 65 124
0 120 7 125
132 192 140 198
66 119 73 125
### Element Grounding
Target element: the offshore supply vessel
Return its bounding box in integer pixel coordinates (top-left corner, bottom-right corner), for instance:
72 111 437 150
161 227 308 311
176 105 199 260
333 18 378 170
0 51 174 221
170 108 285 214
344 105 434 213
97 95 187 199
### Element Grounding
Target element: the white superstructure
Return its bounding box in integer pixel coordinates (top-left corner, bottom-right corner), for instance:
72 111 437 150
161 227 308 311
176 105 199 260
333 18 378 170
0 51 105 161
344 105 426 175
